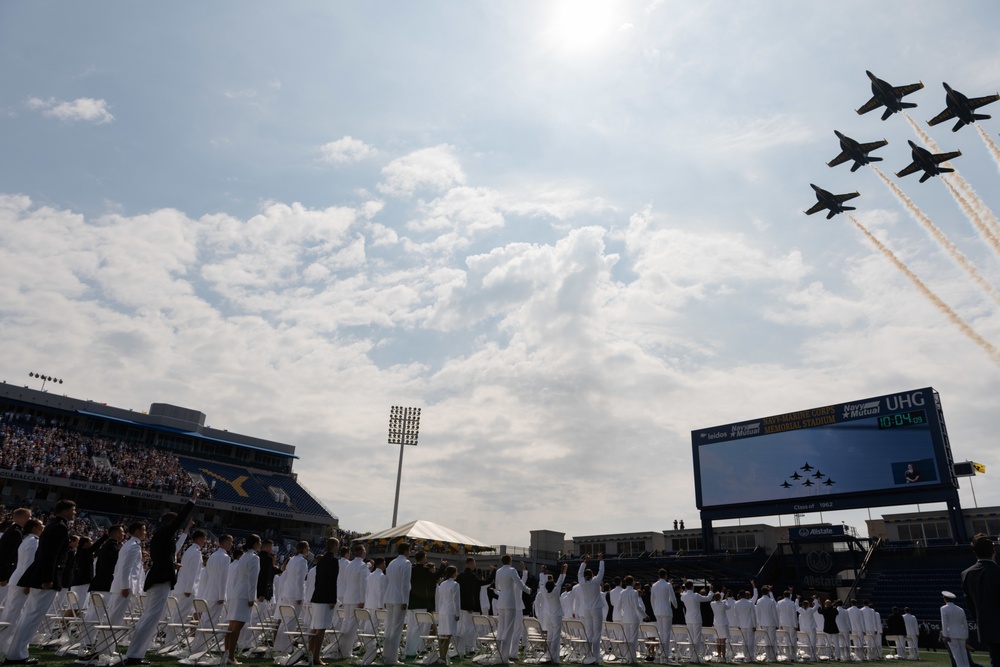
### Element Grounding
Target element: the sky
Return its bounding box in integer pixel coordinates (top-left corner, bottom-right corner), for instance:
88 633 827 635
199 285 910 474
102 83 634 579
2 1 1000 548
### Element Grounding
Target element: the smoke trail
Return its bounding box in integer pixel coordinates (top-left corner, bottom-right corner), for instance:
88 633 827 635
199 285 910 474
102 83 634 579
848 215 1000 368
904 113 942 152
871 167 1000 304
904 113 1000 239
978 124 1000 172
940 177 1000 257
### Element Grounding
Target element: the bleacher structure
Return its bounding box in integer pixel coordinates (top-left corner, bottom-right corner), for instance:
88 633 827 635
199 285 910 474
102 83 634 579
0 380 337 540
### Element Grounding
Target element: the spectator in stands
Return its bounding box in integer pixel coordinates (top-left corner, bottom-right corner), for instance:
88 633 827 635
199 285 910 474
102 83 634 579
962 534 1000 667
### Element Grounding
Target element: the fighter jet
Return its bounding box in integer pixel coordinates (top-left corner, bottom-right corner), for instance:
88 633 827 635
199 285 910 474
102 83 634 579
813 470 824 479
827 131 889 172
856 71 924 121
822 478 836 487
928 83 1000 132
805 185 860 219
896 140 962 183
790 471 803 480
781 481 793 489
803 479 815 487
801 462 814 471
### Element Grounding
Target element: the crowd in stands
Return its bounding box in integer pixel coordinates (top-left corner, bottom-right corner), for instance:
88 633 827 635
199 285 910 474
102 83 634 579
0 417 210 498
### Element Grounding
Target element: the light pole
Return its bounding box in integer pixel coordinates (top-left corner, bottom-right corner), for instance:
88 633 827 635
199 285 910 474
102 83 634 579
28 372 63 391
388 406 421 527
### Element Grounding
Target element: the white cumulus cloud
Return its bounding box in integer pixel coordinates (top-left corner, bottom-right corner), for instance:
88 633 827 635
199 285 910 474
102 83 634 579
378 144 466 197
27 96 114 124
320 136 378 165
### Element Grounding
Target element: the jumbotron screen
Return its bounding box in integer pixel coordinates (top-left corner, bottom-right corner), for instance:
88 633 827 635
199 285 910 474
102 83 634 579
692 387 958 519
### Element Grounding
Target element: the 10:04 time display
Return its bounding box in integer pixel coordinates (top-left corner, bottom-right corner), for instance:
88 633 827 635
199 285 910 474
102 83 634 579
878 410 926 429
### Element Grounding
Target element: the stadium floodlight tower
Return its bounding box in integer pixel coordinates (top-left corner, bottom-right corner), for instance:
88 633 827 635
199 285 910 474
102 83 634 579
28 372 63 391
388 405 421 528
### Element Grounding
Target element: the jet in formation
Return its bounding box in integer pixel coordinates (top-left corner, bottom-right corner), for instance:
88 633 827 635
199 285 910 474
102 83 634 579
822 478 836 487
927 82 1000 132
804 184 860 219
790 471 802 480
801 462 814 471
781 481 792 489
827 131 888 172
896 140 962 183
803 479 815 488
856 71 924 121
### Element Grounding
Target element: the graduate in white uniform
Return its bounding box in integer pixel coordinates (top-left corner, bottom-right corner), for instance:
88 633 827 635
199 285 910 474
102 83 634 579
494 554 531 664
711 590 735 662
169 529 207 650
574 554 605 665
382 542 412 666
776 591 799 658
226 534 261 665
428 565 461 665
0 518 42 636
681 581 714 663
340 544 370 660
273 540 310 654
902 607 919 660
618 576 647 664
755 586 779 662
940 591 969 667
539 564 569 664
190 534 233 655
797 596 819 661
732 585 759 663
649 570 677 664
82 521 146 660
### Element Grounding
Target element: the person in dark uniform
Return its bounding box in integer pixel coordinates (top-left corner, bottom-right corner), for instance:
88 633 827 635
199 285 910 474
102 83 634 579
308 537 340 665
257 538 276 604
5 498 77 665
0 508 31 591
88 525 124 605
962 533 1000 667
121 493 198 665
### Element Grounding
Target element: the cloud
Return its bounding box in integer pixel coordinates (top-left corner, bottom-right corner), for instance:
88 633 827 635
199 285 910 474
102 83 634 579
378 145 466 197
320 136 378 165
26 97 114 124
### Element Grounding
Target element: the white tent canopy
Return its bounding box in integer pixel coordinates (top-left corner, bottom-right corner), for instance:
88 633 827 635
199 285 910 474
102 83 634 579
353 519 494 554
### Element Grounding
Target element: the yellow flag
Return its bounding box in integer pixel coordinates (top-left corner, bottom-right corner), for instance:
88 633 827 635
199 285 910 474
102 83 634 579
973 462 986 474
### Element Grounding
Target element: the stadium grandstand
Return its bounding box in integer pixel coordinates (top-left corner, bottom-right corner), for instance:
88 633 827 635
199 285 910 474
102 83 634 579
0 379 337 542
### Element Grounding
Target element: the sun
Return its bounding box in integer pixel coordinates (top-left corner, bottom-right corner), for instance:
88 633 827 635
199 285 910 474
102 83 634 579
542 0 625 57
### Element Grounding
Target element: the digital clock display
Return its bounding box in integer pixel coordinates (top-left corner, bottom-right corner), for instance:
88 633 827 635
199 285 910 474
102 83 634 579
878 410 926 430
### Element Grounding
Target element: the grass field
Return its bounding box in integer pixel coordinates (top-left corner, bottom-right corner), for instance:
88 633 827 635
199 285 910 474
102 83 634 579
15 648 978 667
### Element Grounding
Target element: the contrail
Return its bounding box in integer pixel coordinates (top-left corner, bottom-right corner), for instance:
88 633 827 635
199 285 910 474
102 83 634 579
940 177 1000 257
871 166 1000 304
978 124 1000 172
848 215 1000 368
904 112 1000 239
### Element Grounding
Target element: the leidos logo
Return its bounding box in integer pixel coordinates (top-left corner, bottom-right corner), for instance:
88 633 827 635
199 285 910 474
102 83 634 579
842 401 880 419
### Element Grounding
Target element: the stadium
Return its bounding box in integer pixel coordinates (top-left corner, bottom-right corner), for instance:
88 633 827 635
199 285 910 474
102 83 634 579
0 380 338 549
0 381 993 665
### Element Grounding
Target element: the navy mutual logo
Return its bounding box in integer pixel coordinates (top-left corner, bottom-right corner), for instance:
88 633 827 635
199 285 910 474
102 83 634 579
841 401 880 419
